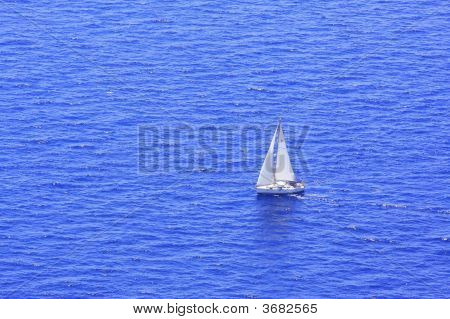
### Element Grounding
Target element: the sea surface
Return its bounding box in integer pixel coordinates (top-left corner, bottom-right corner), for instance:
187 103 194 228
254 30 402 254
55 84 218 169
0 0 449 298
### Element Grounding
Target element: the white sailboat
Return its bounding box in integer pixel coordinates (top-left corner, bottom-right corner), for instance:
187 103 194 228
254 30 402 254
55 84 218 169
256 120 305 194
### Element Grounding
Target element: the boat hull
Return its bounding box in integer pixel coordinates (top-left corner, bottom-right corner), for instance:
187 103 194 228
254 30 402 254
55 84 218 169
256 182 305 194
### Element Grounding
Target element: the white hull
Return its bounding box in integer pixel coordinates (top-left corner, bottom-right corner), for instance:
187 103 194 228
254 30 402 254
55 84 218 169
256 182 305 195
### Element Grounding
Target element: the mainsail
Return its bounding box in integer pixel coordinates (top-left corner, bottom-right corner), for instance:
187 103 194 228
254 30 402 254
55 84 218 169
256 126 278 186
275 123 296 182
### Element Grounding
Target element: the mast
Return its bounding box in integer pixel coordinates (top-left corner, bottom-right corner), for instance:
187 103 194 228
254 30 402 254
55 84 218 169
275 119 296 182
273 118 281 182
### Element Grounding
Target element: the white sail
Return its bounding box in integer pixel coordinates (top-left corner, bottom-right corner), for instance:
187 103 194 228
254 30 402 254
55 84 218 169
256 126 278 186
275 123 296 182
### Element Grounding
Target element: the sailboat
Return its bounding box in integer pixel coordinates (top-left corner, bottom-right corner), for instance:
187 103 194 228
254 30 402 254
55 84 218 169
256 120 305 194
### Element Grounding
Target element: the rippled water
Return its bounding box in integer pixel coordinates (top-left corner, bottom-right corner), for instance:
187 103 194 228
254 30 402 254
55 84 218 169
0 0 449 298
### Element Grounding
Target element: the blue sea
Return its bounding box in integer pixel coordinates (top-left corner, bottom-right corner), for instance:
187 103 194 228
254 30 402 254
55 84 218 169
0 0 449 298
